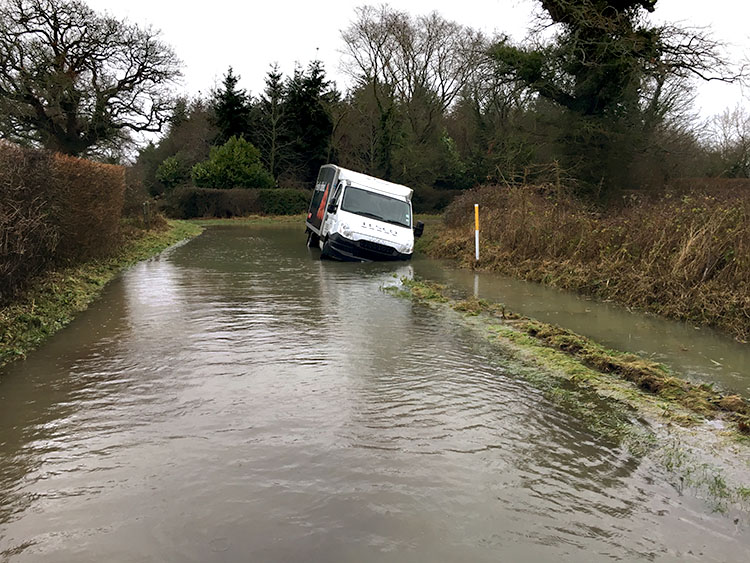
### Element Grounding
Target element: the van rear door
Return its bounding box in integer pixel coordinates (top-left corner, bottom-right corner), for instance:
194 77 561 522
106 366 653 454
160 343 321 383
306 166 337 233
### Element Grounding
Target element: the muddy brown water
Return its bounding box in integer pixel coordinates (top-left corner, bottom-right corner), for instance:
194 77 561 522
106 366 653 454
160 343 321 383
1 225 748 562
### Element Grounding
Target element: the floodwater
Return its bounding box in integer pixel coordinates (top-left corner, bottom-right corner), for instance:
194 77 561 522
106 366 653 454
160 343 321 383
413 258 750 398
0 224 747 562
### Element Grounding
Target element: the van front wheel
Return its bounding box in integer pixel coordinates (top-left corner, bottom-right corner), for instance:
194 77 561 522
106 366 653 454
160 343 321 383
320 237 332 259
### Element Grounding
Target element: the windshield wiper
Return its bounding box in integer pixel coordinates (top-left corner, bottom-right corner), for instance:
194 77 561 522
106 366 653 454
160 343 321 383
352 210 386 222
348 209 409 227
381 218 409 228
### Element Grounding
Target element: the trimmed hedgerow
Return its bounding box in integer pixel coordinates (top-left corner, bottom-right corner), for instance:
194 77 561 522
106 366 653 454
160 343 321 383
0 144 57 303
164 186 310 218
52 152 125 262
0 143 125 304
257 189 310 215
164 186 261 218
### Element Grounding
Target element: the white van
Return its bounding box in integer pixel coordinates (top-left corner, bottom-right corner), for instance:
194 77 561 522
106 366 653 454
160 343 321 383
305 165 424 261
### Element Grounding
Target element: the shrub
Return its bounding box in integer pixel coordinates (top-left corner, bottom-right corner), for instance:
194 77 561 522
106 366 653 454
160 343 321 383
156 153 192 191
164 187 262 218
191 136 274 189
257 189 310 215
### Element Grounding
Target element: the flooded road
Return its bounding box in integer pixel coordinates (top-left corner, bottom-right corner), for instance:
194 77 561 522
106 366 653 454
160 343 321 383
412 260 750 398
1 225 747 561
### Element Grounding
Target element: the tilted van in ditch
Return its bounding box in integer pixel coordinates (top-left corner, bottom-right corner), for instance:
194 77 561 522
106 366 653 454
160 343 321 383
304 165 424 261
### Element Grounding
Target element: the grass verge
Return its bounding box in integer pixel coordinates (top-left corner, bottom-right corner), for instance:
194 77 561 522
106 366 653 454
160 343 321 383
425 185 750 342
0 220 203 371
398 279 750 435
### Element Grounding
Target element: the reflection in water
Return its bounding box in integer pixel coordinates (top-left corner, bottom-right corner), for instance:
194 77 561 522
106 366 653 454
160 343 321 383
0 225 747 562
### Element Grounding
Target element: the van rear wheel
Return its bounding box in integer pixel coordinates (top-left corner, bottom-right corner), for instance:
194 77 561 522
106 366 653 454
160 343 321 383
306 231 319 247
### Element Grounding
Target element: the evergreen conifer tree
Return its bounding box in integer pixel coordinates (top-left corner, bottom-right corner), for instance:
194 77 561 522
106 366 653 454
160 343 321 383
211 67 251 145
256 64 291 181
283 61 336 182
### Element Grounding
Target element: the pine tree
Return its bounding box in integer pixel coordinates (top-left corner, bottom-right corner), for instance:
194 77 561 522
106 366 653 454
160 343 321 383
283 61 336 182
210 67 251 145
256 64 291 181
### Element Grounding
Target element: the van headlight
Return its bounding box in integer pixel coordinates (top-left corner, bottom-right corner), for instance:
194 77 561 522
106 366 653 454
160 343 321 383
337 221 353 239
396 241 413 254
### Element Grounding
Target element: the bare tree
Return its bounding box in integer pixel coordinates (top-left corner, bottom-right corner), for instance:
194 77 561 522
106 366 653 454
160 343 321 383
341 5 488 178
343 6 486 110
0 0 182 156
708 106 750 177
341 6 400 177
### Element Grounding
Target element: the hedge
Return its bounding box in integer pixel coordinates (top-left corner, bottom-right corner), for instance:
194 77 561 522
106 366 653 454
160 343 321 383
0 143 125 304
257 188 309 215
164 187 310 218
53 153 125 261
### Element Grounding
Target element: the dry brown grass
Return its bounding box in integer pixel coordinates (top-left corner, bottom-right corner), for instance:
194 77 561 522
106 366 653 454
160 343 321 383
430 183 750 341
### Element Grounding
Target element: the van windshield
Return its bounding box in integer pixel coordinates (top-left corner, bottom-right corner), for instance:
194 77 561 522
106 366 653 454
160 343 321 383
340 186 411 228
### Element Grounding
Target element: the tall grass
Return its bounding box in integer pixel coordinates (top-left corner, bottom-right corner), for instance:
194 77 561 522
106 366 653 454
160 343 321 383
432 184 750 341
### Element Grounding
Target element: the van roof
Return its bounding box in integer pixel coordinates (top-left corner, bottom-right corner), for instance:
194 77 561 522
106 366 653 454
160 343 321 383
327 165 413 201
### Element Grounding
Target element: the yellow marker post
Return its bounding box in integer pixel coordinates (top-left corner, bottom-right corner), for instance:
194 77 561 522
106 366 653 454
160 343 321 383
474 203 479 263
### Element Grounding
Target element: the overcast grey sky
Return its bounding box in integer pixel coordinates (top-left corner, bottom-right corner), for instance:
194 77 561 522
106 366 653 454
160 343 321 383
86 0 748 120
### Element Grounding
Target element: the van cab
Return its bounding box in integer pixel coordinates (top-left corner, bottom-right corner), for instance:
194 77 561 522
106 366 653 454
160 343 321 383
305 165 424 261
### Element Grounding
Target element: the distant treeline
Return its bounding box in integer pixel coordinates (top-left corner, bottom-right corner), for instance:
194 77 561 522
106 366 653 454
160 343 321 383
2 1 747 215
132 2 748 216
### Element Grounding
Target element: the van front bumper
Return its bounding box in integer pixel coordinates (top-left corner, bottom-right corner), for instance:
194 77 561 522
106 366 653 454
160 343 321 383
323 233 411 262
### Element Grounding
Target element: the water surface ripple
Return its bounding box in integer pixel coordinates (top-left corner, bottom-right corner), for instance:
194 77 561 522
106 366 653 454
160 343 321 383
0 225 746 561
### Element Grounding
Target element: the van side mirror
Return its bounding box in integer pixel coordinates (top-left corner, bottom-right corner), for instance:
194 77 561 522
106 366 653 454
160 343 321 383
327 202 337 214
414 221 424 238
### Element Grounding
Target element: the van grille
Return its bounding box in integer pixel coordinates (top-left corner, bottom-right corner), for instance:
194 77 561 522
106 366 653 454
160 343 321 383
359 239 395 255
